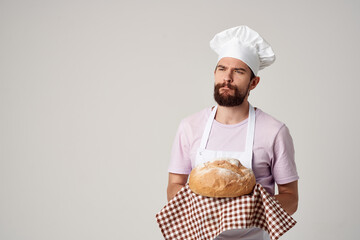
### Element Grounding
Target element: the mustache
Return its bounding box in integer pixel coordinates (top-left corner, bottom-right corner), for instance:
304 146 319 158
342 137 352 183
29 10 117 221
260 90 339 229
216 82 237 90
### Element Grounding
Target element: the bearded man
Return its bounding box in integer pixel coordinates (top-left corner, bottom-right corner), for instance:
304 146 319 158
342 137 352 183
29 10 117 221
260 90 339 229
166 26 299 240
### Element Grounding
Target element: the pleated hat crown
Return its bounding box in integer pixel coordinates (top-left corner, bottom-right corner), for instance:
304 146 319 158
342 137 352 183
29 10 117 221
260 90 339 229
210 26 275 75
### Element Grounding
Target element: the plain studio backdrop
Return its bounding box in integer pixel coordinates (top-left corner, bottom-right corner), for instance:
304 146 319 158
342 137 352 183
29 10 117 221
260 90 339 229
1 0 359 239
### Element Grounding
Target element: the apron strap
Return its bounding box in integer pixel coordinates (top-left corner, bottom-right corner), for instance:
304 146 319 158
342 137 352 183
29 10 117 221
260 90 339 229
199 105 218 150
245 104 255 152
243 104 256 168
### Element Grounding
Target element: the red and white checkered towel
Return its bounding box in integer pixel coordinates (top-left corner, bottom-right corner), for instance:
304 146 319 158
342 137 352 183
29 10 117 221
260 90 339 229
156 183 296 240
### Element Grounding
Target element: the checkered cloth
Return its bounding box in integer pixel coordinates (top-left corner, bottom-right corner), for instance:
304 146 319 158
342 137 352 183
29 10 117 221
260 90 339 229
156 183 296 240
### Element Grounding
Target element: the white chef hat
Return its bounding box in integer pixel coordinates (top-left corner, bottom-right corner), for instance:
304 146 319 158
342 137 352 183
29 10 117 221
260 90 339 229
210 25 275 76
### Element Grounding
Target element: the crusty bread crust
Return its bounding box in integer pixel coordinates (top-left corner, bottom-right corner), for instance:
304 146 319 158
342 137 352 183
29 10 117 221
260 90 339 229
189 158 256 198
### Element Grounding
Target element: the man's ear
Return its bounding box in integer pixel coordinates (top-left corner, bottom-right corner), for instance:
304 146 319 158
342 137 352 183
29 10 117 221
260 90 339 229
250 76 260 90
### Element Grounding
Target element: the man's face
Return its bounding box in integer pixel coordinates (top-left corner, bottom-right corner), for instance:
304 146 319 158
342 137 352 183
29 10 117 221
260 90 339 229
213 57 255 107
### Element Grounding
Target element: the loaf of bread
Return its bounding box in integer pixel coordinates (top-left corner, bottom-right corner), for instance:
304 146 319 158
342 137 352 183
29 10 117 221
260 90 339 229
189 158 256 198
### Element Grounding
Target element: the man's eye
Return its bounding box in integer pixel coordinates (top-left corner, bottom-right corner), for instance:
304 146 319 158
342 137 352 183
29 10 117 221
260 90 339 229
235 70 244 74
218 68 225 71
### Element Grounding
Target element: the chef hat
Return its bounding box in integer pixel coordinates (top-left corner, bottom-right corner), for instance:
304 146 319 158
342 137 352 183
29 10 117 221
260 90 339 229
210 25 275 75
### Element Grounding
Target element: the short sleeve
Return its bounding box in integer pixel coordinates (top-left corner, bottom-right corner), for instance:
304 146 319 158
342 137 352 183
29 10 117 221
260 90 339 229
168 120 192 174
272 125 299 185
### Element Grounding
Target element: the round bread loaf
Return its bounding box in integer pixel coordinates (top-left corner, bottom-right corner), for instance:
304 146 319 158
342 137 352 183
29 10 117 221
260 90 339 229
189 158 256 198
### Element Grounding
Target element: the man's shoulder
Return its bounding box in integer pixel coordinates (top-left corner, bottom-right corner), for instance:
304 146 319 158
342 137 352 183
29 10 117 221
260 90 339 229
256 108 286 132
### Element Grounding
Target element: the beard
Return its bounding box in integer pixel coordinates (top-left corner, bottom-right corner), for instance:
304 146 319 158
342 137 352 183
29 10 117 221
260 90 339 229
213 82 250 107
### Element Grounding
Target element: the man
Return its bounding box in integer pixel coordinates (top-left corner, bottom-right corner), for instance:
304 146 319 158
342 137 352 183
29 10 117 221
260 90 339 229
166 26 299 239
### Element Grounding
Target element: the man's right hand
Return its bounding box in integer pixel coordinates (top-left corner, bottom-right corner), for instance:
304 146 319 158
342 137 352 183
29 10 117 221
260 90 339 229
167 173 189 201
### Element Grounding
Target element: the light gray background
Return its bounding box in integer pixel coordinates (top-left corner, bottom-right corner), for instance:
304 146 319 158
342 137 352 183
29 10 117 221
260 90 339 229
1 0 359 239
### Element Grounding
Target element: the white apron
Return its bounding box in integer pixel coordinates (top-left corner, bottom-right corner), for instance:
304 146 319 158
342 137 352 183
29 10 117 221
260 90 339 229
195 103 270 240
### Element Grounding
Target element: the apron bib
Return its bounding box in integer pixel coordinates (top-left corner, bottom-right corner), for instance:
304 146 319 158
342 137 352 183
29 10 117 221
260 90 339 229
194 103 270 240
195 104 255 169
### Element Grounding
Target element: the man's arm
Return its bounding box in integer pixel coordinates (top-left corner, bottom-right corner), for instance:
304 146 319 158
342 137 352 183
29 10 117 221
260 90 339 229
274 180 298 215
167 173 189 201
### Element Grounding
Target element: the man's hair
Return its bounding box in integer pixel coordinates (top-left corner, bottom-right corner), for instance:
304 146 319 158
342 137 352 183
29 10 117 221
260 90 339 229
250 69 255 80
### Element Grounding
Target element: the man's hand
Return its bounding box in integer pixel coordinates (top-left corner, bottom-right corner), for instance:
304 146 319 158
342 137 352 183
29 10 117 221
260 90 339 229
274 180 298 215
167 173 188 201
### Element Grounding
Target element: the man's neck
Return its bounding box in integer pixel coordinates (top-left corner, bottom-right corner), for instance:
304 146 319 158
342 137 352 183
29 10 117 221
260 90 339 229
215 101 250 125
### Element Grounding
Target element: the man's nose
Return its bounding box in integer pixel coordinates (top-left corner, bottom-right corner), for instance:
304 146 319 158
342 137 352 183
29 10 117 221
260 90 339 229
223 70 233 82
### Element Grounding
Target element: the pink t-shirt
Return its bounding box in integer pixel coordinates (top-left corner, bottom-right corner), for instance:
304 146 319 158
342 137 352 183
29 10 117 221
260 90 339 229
168 107 299 195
